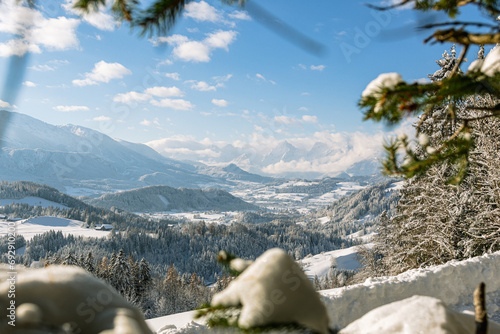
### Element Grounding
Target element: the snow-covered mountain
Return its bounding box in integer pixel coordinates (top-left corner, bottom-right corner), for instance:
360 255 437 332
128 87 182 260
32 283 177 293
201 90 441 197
147 132 385 179
0 111 223 193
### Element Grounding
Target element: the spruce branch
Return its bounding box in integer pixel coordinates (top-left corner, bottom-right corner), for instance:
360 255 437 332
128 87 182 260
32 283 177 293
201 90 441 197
426 29 500 45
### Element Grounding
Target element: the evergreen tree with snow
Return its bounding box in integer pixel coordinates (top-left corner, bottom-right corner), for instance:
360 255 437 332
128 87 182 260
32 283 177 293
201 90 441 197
373 46 500 275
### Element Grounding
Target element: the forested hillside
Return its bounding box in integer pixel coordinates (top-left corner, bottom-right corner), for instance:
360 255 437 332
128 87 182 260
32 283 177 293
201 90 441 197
317 180 400 236
0 181 89 209
84 185 259 212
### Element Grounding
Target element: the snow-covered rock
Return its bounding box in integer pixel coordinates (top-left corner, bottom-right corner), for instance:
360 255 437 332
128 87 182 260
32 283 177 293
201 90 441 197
361 72 404 99
339 295 500 334
0 265 152 334
211 248 330 334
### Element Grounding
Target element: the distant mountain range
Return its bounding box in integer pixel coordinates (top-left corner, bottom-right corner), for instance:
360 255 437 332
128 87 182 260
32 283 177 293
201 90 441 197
0 111 275 194
0 110 382 195
83 185 259 213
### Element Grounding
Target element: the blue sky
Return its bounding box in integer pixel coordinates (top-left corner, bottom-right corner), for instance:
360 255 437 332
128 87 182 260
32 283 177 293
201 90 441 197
0 0 490 175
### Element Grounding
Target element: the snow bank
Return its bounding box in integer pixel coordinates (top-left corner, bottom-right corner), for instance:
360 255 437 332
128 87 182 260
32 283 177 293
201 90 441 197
149 251 500 333
340 295 500 334
321 250 500 329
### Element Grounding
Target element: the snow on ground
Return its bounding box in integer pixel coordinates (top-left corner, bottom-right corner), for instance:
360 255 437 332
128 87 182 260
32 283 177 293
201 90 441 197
322 250 500 329
385 180 404 192
347 230 376 243
147 211 239 225
146 311 199 333
146 250 500 333
0 216 110 241
229 180 369 212
300 245 366 279
0 197 69 209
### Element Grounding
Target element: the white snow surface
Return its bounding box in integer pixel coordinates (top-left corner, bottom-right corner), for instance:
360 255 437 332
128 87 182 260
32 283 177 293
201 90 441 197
340 295 500 334
212 248 330 334
0 196 69 209
322 250 500 329
0 216 110 241
148 250 500 334
300 245 365 279
481 46 500 76
361 72 404 99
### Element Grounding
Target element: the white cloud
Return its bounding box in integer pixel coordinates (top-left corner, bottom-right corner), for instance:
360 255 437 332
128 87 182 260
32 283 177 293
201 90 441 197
228 10 251 21
29 64 54 71
22 81 36 87
174 41 211 62
0 100 14 108
113 91 150 104
188 80 217 92
256 73 276 85
298 107 308 112
302 115 318 123
165 72 181 80
157 30 237 63
114 86 184 105
274 115 298 125
53 105 89 112
140 119 152 126
93 115 111 121
30 16 80 50
184 1 221 22
0 1 79 58
213 74 233 82
63 0 116 31
145 128 392 177
205 30 237 50
150 98 194 110
310 65 326 71
212 99 229 107
73 61 132 86
256 73 266 81
0 39 40 57
145 86 184 97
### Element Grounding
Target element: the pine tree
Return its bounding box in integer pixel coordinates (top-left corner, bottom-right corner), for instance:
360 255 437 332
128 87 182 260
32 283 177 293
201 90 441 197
374 46 500 275
84 251 95 274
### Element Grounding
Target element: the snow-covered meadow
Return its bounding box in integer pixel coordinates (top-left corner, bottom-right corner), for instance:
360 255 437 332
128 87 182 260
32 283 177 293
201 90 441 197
0 216 110 241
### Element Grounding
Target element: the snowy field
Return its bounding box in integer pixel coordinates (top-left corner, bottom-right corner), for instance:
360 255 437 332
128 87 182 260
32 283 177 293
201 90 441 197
145 211 240 225
229 180 369 212
146 250 500 333
0 196 69 209
299 245 367 279
0 216 110 241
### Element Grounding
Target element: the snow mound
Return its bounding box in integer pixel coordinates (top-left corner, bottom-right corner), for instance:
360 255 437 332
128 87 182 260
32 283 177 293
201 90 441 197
211 248 329 334
0 265 152 333
321 250 500 329
361 72 404 99
340 295 500 334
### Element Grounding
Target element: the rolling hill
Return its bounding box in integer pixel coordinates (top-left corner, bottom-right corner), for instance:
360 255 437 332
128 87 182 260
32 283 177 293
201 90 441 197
83 185 260 213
